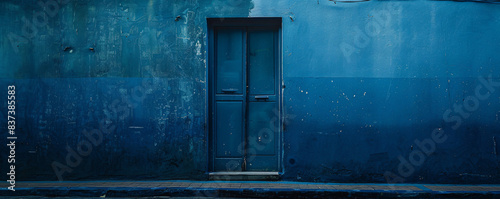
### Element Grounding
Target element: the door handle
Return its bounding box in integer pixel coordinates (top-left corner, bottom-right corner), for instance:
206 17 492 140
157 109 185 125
255 96 269 100
221 89 238 93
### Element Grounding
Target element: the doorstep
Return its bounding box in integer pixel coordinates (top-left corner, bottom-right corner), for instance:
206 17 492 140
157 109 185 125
208 171 280 181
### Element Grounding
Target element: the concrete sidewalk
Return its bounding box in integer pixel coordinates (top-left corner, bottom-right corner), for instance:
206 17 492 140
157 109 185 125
2 181 500 198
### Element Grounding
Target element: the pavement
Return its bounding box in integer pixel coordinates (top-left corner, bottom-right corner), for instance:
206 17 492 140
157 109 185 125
1 181 500 198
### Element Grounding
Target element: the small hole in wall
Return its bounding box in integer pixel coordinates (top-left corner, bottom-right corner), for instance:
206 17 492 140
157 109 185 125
289 158 296 165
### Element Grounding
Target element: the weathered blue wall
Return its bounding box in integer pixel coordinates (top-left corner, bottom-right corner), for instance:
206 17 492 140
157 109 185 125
1 0 500 184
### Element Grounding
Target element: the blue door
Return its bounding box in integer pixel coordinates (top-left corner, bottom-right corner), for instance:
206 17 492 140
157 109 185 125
210 25 281 172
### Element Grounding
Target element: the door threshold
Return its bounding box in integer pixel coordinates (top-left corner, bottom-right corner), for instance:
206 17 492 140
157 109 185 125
208 172 280 181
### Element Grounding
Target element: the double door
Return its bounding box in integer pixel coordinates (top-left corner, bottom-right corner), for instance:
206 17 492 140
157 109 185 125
210 26 281 172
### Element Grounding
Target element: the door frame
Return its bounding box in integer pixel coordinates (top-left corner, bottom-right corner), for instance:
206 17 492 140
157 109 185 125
206 17 283 174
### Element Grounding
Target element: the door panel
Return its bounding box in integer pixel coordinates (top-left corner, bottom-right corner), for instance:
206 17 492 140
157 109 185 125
214 101 244 172
216 101 244 158
216 29 244 94
213 28 246 171
245 29 279 172
248 31 275 95
247 102 276 156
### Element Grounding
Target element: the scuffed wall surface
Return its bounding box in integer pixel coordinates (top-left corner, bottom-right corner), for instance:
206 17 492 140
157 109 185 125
271 0 500 183
0 0 253 181
1 0 500 184
0 78 206 180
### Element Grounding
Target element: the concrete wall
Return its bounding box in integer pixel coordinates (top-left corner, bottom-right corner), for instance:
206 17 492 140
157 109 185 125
1 0 500 183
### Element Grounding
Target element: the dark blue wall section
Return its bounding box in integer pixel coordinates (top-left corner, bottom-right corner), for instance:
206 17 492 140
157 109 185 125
0 78 207 181
1 0 500 184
